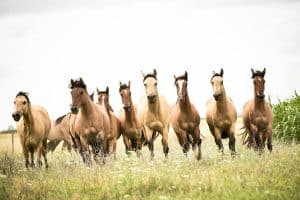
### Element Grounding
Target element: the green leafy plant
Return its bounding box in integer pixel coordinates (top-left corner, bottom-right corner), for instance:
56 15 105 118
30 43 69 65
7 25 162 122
272 91 300 142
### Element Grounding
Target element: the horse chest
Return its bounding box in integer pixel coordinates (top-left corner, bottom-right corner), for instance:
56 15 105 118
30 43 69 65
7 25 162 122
214 115 231 130
178 115 196 130
252 113 268 128
146 113 163 131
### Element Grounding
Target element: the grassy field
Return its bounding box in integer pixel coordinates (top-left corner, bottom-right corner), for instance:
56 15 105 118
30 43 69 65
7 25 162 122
0 119 299 200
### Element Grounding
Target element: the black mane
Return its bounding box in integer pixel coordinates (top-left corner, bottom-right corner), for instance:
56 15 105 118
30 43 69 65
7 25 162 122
16 91 30 104
119 84 129 92
69 78 86 89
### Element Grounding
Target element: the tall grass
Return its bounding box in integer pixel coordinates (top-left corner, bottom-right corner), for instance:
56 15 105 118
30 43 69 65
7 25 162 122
272 91 300 142
0 141 299 200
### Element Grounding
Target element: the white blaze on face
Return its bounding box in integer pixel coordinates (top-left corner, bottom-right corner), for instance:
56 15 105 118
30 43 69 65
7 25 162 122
177 79 185 96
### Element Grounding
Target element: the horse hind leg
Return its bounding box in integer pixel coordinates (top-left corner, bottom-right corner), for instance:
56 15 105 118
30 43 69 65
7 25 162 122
42 139 49 168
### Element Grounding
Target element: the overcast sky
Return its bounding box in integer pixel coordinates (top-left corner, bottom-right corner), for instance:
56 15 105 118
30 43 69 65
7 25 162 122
0 0 299 130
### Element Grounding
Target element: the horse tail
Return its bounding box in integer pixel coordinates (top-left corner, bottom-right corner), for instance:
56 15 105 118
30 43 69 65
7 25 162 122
240 127 250 146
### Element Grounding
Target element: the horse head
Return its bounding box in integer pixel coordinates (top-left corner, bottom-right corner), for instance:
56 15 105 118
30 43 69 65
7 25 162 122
141 69 158 104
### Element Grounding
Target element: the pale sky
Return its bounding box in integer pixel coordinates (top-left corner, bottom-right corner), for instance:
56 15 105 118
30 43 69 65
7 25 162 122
0 0 299 130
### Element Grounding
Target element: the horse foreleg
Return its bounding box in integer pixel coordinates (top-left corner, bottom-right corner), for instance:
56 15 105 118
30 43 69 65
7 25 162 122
229 124 236 157
145 126 154 158
266 127 273 152
214 129 224 155
162 127 169 158
123 135 131 156
22 143 29 168
192 126 202 160
174 128 189 156
30 148 35 168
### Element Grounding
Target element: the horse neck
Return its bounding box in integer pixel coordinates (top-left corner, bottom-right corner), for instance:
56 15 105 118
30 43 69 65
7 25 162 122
125 99 137 125
81 94 95 117
148 95 160 115
99 98 110 116
23 104 34 134
178 92 192 112
254 94 265 110
216 90 228 112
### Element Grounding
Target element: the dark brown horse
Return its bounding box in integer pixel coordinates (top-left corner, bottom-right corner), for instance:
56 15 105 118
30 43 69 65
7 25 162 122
119 81 144 157
242 68 273 153
97 87 122 158
70 78 110 165
170 71 202 160
206 69 237 156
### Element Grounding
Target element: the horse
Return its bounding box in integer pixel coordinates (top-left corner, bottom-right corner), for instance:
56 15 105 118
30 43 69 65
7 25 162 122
138 69 170 158
97 86 122 158
69 78 110 165
118 81 144 157
12 92 51 168
170 71 202 160
242 68 273 154
47 93 95 152
206 69 237 156
47 113 76 152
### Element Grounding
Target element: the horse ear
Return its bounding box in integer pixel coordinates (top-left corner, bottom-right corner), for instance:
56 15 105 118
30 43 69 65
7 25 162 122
185 71 188 81
262 68 266 77
153 69 157 77
128 80 131 88
141 70 145 78
119 81 122 87
173 75 176 80
106 86 109 94
96 88 100 94
220 68 224 77
251 68 255 78
212 70 216 75
90 92 94 101
79 77 83 83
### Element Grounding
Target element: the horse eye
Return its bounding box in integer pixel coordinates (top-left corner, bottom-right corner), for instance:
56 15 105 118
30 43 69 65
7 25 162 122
23 101 27 105
13 101 16 104
221 81 223 85
80 91 84 95
144 83 147 87
155 83 157 86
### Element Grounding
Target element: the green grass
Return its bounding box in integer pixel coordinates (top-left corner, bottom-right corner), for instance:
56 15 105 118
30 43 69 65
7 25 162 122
0 140 299 200
272 91 300 142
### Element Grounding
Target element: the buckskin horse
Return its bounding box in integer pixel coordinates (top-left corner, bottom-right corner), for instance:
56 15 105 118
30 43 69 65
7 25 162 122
206 69 237 156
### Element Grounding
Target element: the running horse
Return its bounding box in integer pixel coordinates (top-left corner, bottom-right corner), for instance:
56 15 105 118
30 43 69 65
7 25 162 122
138 69 170 158
242 68 273 154
118 81 144 157
69 78 110 165
206 69 237 156
170 71 202 160
97 86 122 158
12 92 51 168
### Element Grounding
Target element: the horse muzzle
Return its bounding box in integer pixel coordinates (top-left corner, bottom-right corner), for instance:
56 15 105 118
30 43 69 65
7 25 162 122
12 112 21 122
70 106 79 114
213 93 222 101
257 94 265 99
123 105 131 112
147 95 156 103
